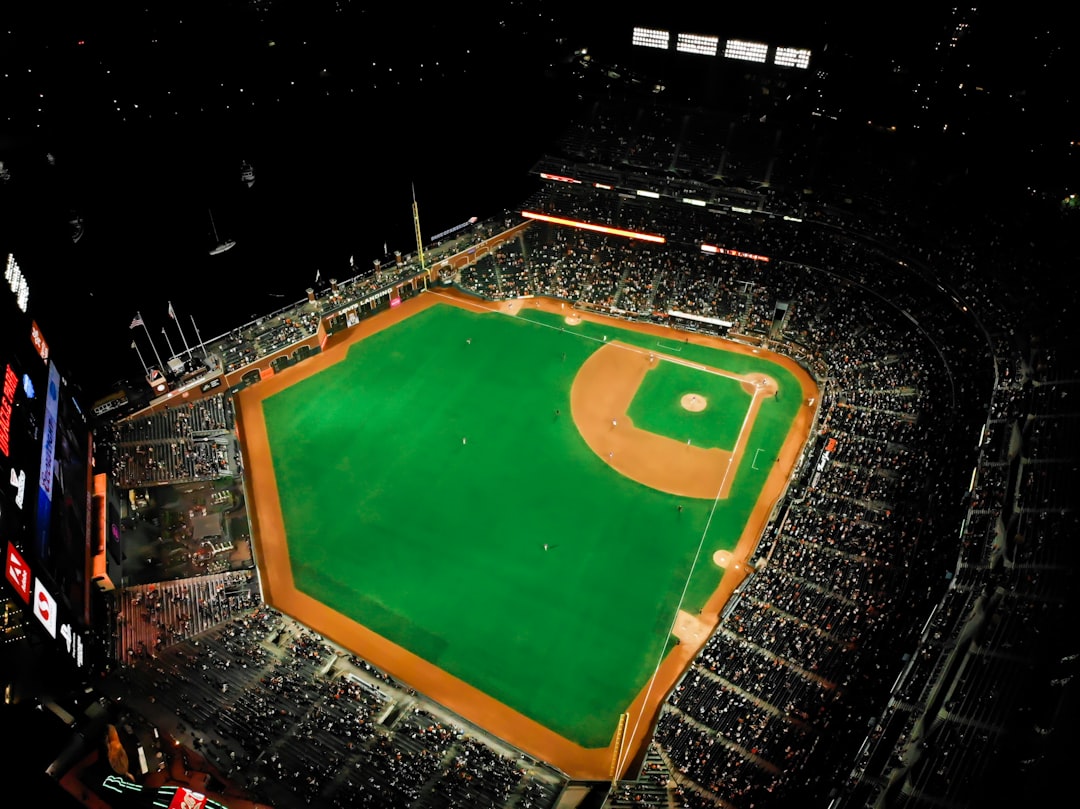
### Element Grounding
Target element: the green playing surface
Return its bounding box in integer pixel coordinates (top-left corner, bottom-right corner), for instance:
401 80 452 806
261 300 799 747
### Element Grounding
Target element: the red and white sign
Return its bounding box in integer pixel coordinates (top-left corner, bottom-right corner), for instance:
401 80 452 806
33 578 57 638
30 320 49 363
168 786 208 809
5 544 86 667
4 541 32 603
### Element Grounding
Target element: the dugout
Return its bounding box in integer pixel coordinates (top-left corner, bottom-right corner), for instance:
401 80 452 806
291 344 319 363
270 354 294 374
325 295 393 335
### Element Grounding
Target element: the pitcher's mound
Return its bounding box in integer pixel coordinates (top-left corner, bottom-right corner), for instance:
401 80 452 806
681 393 706 412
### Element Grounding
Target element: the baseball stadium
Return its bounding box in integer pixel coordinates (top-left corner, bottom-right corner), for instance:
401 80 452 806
3 9 1077 809
70 171 1057 809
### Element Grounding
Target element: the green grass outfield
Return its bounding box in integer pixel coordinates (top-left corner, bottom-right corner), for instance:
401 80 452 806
261 300 801 748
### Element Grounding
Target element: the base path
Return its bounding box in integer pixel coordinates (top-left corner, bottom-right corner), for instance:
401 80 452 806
569 339 779 500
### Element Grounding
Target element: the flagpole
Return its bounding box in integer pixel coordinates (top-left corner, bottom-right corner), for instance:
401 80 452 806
190 315 208 361
161 326 176 360
170 302 193 359
138 312 166 373
131 340 149 377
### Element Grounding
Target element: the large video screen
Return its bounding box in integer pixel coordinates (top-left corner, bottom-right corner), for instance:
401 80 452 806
2 252 94 672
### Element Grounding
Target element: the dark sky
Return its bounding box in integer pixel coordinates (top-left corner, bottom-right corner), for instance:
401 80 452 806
1 3 1076 397
1 3 579 394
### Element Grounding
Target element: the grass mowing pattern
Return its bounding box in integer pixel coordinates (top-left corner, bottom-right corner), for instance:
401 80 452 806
262 302 798 747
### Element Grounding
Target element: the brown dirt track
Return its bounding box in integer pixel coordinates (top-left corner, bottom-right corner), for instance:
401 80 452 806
237 290 818 781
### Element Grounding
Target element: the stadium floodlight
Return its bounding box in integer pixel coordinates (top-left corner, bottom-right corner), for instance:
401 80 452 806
539 172 582 184
723 39 768 64
676 32 719 56
700 243 771 262
635 189 661 199
521 210 666 243
632 27 670 50
774 46 811 69
681 197 707 207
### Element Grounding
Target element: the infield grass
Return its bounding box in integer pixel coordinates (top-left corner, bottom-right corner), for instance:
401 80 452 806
261 300 799 747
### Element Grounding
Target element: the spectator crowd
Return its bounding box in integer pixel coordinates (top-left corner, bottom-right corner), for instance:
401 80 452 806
97 89 1077 809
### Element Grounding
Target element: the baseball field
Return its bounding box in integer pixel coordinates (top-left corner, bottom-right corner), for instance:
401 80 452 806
237 289 817 779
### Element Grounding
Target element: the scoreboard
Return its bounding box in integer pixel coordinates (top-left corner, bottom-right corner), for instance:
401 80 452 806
2 252 95 674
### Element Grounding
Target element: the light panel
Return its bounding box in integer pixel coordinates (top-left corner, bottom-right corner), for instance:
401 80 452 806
632 27 670 50
676 33 719 56
723 39 768 64
774 46 811 69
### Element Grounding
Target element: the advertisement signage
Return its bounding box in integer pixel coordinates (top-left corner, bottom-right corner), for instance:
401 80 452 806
2 260 94 673
4 540 32 602
36 361 60 557
33 576 57 638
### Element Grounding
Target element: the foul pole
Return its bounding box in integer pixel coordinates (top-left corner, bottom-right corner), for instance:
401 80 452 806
609 711 630 787
412 183 427 289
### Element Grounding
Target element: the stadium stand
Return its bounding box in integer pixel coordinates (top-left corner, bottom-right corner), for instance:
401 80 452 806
86 80 1077 809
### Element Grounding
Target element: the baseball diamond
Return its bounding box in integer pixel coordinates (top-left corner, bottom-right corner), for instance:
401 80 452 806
237 289 817 780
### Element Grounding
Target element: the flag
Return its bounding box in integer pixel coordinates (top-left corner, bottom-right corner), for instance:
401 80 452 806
131 341 136 350
168 301 176 320
315 268 321 283
130 313 143 329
